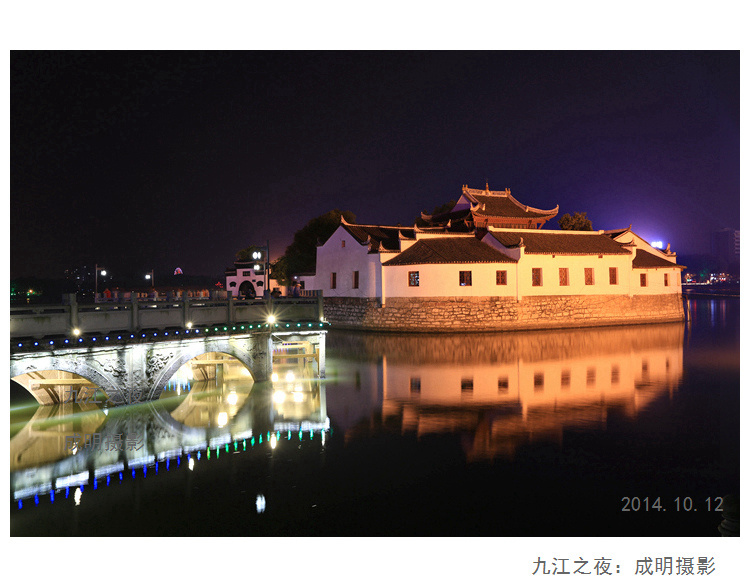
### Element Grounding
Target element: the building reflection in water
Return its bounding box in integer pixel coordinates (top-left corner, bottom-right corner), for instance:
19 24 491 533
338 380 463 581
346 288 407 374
326 323 684 461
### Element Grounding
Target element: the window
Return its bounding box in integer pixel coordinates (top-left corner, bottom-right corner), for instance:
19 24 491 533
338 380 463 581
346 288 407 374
496 270 507 285
561 369 571 388
341 240 346 248
459 271 472 286
498 377 509 393
532 268 542 286
584 267 594 285
408 271 419 287
534 372 544 392
353 271 359 289
664 273 669 286
640 273 647 287
559 267 569 286
410 377 421 394
229 281 236 288
330 272 337 289
611 365 620 384
587 367 596 387
461 378 473 393
609 267 618 285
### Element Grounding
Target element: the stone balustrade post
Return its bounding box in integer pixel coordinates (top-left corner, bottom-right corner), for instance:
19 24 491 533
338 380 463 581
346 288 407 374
64 293 78 332
131 292 139 332
227 295 234 324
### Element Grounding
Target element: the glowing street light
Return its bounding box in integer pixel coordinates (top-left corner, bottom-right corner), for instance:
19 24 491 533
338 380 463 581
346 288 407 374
145 270 154 287
94 264 107 300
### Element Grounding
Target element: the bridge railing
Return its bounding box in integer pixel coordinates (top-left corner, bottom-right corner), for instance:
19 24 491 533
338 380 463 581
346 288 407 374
10 294 325 339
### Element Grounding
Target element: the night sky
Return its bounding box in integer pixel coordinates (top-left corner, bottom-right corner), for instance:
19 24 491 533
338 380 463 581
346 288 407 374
11 51 739 280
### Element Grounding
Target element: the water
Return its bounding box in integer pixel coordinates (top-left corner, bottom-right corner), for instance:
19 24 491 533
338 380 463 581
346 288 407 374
9 298 739 536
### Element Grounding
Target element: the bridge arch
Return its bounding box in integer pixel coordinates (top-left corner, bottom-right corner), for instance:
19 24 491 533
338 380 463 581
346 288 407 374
148 336 268 400
10 356 120 405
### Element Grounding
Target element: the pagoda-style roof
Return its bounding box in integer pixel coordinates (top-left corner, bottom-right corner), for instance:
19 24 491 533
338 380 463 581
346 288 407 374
383 237 516 266
487 230 632 255
463 185 559 220
421 184 558 228
337 217 415 252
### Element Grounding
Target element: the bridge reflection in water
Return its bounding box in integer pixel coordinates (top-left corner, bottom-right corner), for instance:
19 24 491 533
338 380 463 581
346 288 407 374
11 322 683 510
326 322 684 462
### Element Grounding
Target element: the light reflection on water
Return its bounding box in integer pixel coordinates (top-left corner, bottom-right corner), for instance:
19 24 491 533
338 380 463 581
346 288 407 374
326 322 684 461
9 298 740 536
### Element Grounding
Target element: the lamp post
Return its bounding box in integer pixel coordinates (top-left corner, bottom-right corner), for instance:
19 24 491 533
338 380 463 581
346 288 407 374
95 265 107 301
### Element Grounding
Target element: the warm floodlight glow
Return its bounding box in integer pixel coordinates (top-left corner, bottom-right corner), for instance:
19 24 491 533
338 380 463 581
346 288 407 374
285 371 295 382
186 322 193 329
217 412 228 427
271 372 279 382
270 435 277 449
100 270 107 276
74 487 82 506
650 241 664 249
145 274 151 279
73 328 81 336
227 391 237 405
273 390 286 403
188 457 195 471
266 315 276 324
292 391 304 403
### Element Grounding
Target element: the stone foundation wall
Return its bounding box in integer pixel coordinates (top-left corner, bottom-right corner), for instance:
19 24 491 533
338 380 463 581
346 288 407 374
323 294 685 332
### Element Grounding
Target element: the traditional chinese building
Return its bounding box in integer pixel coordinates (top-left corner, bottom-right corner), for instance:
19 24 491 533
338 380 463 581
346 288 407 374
308 185 685 331
421 184 559 230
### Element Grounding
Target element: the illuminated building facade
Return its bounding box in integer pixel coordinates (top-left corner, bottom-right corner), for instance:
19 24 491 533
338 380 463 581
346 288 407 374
309 185 685 331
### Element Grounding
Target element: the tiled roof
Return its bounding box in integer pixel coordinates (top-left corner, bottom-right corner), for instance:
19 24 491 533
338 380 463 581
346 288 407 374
470 193 557 219
632 249 680 268
382 237 516 266
341 224 415 251
488 230 631 255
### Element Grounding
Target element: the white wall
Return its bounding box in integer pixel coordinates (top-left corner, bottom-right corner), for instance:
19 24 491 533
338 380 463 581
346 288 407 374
516 253 634 297
313 225 382 298
384 262 517 298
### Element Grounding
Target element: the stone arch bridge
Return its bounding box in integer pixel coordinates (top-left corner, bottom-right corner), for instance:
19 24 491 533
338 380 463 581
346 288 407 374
11 296 326 404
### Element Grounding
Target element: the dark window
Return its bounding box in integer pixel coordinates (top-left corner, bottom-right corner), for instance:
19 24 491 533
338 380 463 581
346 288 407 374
609 267 618 285
229 281 236 288
664 273 669 286
559 268 569 286
611 365 620 384
409 271 419 287
461 378 473 394
341 240 346 248
459 271 472 286
640 273 647 287
584 267 594 285
587 367 596 387
353 271 359 289
496 270 507 285
561 369 571 388
532 268 542 286
498 377 509 393
534 372 544 391
331 272 337 289
410 377 421 394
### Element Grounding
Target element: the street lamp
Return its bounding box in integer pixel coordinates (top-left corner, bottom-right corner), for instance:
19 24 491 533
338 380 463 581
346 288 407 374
145 270 154 287
95 265 107 301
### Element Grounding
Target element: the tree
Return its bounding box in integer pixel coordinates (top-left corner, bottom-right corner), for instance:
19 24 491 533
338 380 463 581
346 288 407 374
270 209 356 286
558 211 593 231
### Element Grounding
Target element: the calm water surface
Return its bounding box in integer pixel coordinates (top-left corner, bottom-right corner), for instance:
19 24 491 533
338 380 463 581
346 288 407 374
9 298 739 536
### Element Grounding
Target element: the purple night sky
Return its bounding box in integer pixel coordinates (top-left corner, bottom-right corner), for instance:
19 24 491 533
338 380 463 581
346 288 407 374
11 51 739 279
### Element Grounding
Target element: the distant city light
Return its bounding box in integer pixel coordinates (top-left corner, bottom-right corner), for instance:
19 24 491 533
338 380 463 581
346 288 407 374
650 241 663 249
